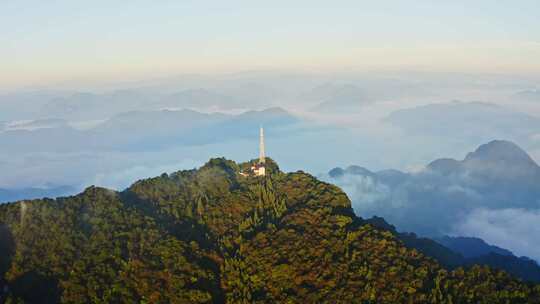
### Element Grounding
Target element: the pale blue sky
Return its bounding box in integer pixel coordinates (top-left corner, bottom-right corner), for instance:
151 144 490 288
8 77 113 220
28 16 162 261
2 1 539 89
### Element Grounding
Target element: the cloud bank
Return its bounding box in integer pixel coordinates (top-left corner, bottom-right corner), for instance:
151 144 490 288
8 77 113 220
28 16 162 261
454 208 540 261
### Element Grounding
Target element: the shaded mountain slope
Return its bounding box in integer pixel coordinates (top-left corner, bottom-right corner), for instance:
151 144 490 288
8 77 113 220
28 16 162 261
0 158 539 303
366 217 540 283
435 236 514 259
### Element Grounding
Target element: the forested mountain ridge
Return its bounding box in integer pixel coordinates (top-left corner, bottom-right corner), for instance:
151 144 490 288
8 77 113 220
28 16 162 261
1 158 539 303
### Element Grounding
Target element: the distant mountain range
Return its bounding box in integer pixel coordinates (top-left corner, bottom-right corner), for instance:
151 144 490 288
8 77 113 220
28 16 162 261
42 89 269 120
308 84 373 112
325 140 540 263
0 107 299 153
0 86 282 122
0 107 301 194
385 101 540 147
426 140 540 208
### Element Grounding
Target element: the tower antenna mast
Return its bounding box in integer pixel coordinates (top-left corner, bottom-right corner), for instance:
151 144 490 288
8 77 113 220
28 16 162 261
259 126 265 163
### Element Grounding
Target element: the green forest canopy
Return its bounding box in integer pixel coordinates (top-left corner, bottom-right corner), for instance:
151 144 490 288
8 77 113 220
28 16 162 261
0 158 539 303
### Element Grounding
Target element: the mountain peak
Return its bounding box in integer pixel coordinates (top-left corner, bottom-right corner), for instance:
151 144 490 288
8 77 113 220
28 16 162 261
327 165 376 178
259 106 289 114
345 165 375 176
328 167 345 178
427 158 462 175
464 140 538 168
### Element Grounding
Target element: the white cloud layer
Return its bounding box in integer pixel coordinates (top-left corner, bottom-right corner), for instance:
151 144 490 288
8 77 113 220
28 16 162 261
453 208 540 261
